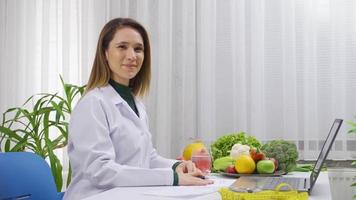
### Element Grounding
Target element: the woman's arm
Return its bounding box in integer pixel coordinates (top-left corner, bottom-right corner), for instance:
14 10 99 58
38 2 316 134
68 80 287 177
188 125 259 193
68 94 174 188
132 99 214 186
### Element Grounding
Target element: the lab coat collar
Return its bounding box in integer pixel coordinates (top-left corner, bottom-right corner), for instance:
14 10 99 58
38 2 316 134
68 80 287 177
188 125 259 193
100 85 146 126
100 84 126 105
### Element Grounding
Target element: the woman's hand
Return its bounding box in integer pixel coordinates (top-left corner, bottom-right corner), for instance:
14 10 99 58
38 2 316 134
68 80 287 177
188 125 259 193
177 171 214 186
175 160 214 186
175 160 198 174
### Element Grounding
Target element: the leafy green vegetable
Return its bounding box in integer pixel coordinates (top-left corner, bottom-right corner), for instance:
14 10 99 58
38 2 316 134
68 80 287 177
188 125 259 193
261 140 298 172
292 164 313 172
210 132 262 161
213 156 235 171
292 163 327 172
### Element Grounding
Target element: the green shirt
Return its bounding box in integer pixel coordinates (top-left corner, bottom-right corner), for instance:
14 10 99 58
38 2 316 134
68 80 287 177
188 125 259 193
109 79 139 117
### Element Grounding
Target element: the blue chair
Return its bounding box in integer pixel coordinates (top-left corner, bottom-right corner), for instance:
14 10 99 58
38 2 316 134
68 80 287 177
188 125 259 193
0 152 64 200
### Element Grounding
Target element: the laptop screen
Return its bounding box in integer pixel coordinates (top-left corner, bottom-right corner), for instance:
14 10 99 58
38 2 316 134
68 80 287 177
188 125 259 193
309 119 343 191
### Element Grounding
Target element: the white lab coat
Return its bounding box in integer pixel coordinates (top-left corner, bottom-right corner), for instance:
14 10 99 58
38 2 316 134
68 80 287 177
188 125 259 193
63 85 177 200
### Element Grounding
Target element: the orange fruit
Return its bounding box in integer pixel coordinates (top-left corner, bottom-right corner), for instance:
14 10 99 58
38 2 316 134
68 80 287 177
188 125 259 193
235 155 256 174
182 142 206 160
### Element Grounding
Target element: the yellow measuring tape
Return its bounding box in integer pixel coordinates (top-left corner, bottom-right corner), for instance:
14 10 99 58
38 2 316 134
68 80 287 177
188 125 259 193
219 183 309 200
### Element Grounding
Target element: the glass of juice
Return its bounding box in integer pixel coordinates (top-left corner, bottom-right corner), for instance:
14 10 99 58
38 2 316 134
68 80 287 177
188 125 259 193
191 152 212 174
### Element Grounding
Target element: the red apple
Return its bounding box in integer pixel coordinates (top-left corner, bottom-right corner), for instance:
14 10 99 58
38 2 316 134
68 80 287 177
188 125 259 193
267 158 279 170
250 148 266 162
225 165 237 174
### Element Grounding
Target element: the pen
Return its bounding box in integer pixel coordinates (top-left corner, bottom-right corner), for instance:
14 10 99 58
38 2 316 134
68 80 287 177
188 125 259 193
198 175 206 179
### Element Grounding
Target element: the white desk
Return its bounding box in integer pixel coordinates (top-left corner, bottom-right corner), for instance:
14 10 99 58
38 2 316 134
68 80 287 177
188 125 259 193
82 172 331 200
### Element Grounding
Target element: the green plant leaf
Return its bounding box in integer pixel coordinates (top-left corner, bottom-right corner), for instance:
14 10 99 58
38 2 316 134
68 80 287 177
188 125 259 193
43 109 50 140
0 75 84 191
14 108 37 131
4 139 11 151
48 134 64 148
10 131 32 152
46 138 63 192
37 107 54 115
32 94 51 112
6 107 26 128
348 128 356 134
4 107 18 113
50 122 68 140
2 107 19 124
22 94 36 106
67 162 72 187
0 126 22 141
51 101 65 122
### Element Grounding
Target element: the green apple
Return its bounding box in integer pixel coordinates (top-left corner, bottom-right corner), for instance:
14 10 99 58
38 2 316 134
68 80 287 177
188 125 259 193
256 159 275 174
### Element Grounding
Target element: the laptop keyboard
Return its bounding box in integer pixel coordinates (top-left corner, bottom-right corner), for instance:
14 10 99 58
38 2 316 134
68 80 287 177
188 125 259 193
262 177 301 190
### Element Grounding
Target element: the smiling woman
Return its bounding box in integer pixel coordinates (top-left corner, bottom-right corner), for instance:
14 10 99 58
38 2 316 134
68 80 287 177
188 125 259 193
1 2 356 199
63 18 213 200
84 18 152 98
105 27 145 86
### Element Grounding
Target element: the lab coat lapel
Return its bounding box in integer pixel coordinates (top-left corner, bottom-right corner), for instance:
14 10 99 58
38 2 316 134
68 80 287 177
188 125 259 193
134 99 149 130
102 85 147 130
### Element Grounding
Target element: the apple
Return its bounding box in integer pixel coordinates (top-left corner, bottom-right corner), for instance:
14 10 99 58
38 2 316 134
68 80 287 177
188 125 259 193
250 148 266 162
256 160 275 174
268 158 279 170
225 165 237 174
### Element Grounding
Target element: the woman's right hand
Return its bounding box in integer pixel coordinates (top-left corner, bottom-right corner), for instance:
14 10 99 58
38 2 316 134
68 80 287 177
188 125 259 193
177 170 214 186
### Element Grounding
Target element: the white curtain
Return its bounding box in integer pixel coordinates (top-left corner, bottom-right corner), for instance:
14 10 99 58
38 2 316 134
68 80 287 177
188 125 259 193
1 0 356 162
194 0 356 160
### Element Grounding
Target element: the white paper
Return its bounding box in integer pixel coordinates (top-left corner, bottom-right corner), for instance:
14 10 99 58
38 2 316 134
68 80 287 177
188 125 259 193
143 186 219 198
210 178 236 187
142 174 236 198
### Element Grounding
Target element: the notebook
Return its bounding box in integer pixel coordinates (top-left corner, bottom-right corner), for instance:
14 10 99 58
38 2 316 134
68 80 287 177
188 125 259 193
229 119 343 194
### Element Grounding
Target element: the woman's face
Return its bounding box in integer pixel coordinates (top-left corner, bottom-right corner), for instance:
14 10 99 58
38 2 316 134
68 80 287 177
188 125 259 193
105 27 144 86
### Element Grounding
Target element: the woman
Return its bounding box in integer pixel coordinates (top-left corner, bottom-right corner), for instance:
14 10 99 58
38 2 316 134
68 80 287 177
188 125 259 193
63 18 213 200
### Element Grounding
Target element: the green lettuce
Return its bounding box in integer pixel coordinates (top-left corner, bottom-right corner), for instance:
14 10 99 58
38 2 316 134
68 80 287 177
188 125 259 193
210 132 262 161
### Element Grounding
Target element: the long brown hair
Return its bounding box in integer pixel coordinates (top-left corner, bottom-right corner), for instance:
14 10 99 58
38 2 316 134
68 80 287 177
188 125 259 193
85 18 151 97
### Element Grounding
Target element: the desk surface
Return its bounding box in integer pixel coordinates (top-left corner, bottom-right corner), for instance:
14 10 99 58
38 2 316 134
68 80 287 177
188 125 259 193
83 172 331 200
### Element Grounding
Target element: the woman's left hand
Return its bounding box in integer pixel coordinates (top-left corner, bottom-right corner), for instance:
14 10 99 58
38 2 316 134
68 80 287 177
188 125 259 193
175 160 201 174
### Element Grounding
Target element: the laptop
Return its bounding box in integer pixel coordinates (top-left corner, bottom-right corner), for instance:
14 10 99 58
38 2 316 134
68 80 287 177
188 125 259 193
229 118 343 194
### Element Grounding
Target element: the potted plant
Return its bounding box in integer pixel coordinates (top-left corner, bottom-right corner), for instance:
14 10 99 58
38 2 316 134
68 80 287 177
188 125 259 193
349 117 356 198
0 76 85 191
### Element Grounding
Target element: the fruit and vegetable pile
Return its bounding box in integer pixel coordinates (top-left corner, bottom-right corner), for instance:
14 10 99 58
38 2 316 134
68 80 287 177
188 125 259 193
211 132 298 174
179 132 299 175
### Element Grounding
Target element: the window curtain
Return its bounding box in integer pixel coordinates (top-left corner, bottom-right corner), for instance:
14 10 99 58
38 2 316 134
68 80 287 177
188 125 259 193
1 0 356 164
195 0 356 160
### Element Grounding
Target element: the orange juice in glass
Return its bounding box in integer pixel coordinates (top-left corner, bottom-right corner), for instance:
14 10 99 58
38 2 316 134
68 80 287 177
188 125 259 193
191 152 212 174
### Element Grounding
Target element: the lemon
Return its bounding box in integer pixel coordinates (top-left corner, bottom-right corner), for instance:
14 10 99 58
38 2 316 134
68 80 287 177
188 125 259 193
235 155 256 174
182 142 205 160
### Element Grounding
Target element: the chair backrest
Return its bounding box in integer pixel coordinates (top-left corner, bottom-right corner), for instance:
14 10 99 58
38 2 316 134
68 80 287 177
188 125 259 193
0 152 60 200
